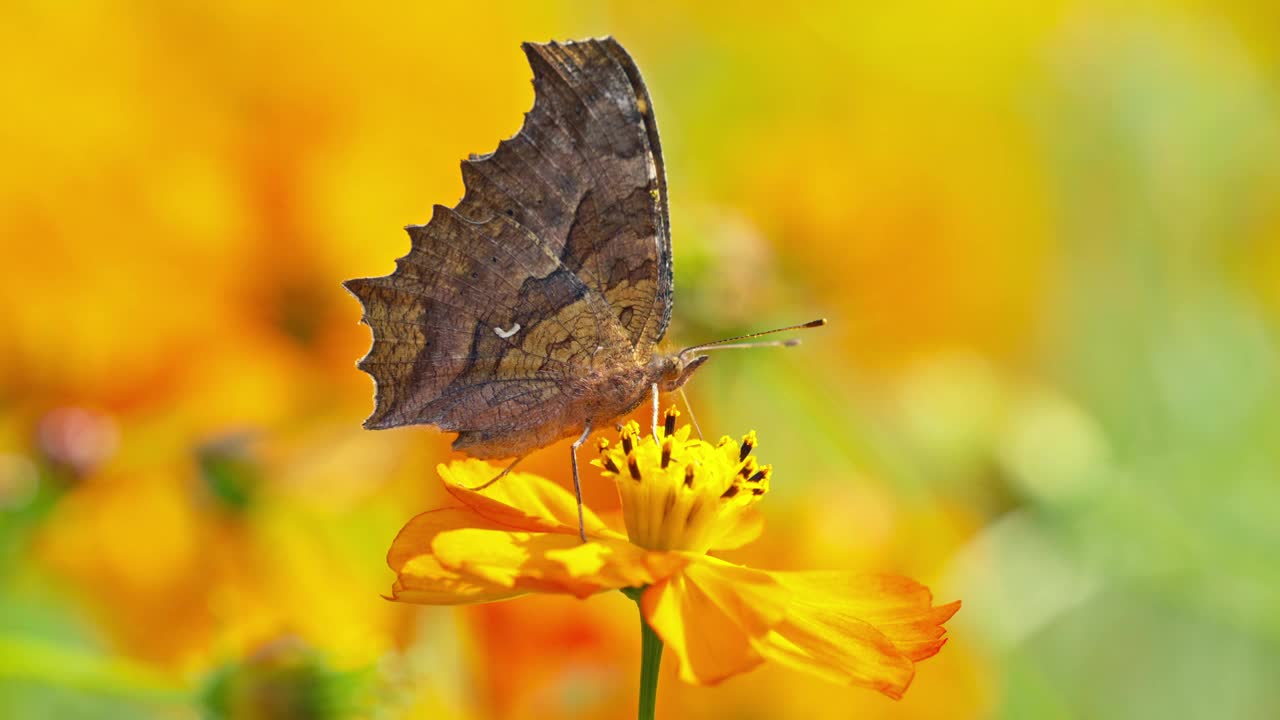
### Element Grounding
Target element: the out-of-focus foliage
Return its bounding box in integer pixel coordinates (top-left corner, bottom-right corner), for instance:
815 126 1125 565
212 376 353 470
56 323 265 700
1 2 1277 719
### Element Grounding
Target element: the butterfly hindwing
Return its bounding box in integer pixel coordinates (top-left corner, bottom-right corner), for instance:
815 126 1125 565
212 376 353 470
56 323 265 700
345 207 619 432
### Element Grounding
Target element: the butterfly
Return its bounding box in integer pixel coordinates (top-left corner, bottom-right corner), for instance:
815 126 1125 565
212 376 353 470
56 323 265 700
345 37 822 537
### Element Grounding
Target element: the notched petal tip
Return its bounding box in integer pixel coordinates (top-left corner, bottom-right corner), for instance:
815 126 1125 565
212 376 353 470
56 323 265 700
751 572 960 698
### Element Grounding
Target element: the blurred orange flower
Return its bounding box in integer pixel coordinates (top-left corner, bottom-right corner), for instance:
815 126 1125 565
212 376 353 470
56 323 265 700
387 411 959 699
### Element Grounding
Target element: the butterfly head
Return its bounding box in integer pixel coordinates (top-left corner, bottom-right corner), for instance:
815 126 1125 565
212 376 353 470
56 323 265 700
650 353 710 392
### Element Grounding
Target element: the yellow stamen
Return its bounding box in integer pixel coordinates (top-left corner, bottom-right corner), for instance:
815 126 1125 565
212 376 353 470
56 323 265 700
663 406 680 438
590 418 771 552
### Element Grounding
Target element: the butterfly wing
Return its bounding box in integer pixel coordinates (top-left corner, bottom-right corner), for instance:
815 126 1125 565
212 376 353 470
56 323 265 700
345 37 672 456
506 39 674 354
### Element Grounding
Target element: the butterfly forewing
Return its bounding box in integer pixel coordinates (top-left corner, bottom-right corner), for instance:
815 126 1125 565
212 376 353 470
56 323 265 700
345 37 673 457
522 40 673 353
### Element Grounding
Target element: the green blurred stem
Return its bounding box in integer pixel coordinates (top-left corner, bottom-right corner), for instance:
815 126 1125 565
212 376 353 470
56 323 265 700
624 587 663 720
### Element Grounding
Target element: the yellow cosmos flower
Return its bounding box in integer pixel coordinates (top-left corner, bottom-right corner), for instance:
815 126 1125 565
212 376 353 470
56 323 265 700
387 410 958 700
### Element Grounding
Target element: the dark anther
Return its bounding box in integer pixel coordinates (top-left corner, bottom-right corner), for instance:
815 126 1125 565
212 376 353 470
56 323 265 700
683 465 695 488
739 438 755 462
751 487 766 496
747 470 766 483
627 455 642 481
739 459 756 479
603 456 620 474
721 484 740 500
664 411 677 437
621 433 633 455
661 439 672 469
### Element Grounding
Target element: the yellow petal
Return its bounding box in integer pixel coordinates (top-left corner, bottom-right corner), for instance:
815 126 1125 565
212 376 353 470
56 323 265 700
439 460 613 537
432 528 685 599
775 573 960 662
708 507 765 551
389 558 523 605
386 507 525 605
754 572 960 699
641 556 789 685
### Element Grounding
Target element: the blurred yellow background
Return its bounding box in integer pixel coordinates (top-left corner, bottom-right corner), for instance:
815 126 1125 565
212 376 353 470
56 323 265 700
3 2 1279 719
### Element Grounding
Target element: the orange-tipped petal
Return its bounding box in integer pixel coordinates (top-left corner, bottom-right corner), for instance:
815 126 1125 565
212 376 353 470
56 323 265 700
641 557 789 685
776 573 960 662
432 528 687 599
755 572 960 699
439 460 613 537
386 507 526 605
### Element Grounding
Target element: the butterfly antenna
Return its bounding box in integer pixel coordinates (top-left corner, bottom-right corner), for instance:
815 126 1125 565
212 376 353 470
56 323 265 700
677 318 827 361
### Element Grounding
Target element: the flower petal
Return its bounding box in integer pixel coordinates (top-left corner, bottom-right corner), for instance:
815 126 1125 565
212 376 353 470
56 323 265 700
709 507 765 551
432 527 687 599
754 572 960 699
641 556 790 685
439 460 614 537
776 573 960 662
386 507 526 605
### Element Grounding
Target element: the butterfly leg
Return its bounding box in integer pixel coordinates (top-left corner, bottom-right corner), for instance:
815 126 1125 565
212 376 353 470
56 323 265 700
570 420 593 542
679 386 704 440
464 454 526 491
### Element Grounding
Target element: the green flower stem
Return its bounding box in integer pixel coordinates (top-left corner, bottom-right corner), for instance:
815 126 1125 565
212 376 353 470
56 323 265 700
637 610 663 720
623 587 663 720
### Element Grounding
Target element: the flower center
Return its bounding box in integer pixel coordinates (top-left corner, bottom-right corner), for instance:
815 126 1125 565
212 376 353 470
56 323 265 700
592 408 771 552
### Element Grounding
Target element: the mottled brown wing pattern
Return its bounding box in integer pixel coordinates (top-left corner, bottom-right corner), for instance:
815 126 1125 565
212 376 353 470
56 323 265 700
458 39 673 354
345 206 623 433
344 37 671 457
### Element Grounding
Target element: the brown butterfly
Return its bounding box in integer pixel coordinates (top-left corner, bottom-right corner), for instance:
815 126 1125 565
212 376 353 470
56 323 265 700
345 37 822 536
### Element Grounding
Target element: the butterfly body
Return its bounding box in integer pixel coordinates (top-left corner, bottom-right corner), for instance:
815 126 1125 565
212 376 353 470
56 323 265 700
570 348 706 424
345 37 692 462
449 349 707 460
